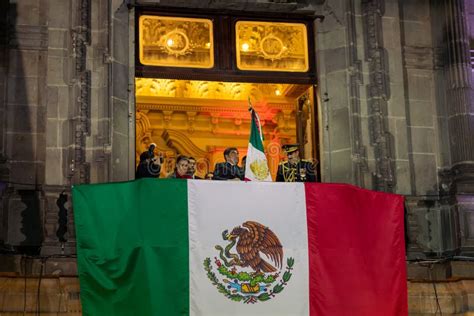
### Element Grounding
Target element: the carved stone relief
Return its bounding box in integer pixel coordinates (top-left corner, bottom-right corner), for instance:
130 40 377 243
346 0 368 187
71 0 91 185
362 0 395 192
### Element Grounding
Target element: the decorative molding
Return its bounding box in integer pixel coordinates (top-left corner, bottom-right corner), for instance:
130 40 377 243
135 78 305 103
136 100 294 122
440 163 474 195
41 186 77 256
136 111 154 156
186 111 197 133
80 0 91 45
162 129 209 158
142 0 300 13
162 110 173 128
71 0 91 185
444 0 474 168
346 0 368 187
362 0 395 192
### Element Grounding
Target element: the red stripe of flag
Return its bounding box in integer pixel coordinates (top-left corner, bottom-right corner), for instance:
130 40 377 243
305 183 407 316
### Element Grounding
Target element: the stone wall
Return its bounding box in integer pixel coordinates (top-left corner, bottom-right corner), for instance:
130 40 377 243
316 0 474 258
3 274 474 315
0 0 136 255
316 0 461 195
0 0 473 314
0 0 49 250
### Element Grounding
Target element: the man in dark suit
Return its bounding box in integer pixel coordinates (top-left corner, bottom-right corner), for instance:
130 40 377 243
213 147 244 181
187 156 202 179
276 144 317 182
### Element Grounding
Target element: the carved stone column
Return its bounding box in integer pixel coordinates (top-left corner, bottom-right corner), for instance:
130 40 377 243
71 0 91 185
361 0 395 192
41 0 91 256
442 0 474 255
346 0 367 187
444 0 474 189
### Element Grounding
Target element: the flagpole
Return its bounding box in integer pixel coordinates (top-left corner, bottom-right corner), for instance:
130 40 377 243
247 97 264 141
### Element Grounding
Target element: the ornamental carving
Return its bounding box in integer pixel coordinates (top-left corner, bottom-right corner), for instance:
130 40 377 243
135 78 291 103
362 0 395 192
71 0 91 185
235 21 309 72
139 15 214 68
346 0 368 187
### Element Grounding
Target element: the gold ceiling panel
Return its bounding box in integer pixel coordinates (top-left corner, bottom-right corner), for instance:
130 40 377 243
135 78 291 101
235 21 309 72
139 15 214 68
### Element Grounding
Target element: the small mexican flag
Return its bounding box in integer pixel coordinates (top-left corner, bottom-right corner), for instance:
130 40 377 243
73 179 407 316
244 104 272 181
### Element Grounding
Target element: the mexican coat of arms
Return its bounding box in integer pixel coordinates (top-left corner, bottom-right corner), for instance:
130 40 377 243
204 221 295 304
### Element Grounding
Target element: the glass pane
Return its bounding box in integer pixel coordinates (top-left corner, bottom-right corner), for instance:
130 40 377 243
236 21 309 72
139 15 214 68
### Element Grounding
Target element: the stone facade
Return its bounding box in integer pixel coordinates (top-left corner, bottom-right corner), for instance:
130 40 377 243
0 0 473 314
315 0 474 259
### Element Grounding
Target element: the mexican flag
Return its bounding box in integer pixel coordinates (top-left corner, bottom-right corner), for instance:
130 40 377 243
244 107 272 181
73 179 407 316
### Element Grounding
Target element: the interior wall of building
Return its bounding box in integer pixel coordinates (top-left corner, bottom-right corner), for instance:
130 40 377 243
135 80 312 179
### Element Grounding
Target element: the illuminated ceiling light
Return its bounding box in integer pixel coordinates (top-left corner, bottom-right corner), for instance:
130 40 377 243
205 42 211 48
166 39 174 47
241 43 249 52
275 89 281 96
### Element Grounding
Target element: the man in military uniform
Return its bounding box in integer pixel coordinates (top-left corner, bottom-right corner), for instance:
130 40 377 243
276 144 317 182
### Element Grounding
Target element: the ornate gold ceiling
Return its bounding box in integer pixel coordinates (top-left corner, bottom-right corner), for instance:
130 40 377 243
135 78 314 179
135 78 297 101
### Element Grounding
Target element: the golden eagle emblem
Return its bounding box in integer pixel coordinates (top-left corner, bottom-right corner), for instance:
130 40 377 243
249 160 270 180
204 221 295 304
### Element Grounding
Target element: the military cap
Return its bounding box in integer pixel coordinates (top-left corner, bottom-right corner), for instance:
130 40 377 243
282 143 299 154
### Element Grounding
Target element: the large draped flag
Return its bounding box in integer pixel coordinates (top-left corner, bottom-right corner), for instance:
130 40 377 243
244 101 272 181
73 179 407 316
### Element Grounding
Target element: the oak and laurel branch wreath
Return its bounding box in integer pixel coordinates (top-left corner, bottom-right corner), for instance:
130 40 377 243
203 257 295 303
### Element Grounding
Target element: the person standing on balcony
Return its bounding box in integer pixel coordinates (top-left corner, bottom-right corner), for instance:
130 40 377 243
213 147 244 181
187 157 202 179
168 155 192 179
276 144 316 182
135 144 162 179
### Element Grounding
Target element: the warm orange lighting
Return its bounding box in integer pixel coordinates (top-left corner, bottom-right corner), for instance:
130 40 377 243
275 89 281 96
139 15 214 68
236 21 309 72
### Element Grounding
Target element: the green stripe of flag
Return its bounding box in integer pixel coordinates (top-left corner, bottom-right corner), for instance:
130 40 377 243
73 178 189 316
249 111 264 152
